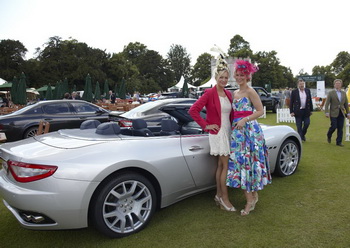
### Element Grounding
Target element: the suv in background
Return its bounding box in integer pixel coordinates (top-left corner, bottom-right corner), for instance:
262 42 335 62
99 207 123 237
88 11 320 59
226 86 280 113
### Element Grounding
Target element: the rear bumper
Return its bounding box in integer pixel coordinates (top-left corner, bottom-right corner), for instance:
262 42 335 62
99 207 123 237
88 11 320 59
0 169 98 230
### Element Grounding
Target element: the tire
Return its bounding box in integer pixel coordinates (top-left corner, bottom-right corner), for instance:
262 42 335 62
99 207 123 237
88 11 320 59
274 139 300 177
272 102 278 113
23 126 39 139
90 173 156 238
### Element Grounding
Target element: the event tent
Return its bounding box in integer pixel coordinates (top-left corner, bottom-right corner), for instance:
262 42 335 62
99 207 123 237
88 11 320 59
199 77 216 89
168 76 197 92
0 77 7 85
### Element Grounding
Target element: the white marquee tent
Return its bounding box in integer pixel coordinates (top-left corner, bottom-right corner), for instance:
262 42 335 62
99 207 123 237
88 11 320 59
199 77 216 89
168 76 197 92
0 77 7 85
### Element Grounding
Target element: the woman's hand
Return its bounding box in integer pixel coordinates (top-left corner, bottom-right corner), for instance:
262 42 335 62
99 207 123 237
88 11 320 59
235 118 247 130
206 124 220 132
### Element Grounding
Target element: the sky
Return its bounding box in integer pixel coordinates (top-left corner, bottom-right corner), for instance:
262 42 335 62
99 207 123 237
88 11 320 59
0 0 349 76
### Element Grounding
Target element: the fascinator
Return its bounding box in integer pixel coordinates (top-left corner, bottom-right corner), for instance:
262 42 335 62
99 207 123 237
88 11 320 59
234 59 259 75
210 45 229 73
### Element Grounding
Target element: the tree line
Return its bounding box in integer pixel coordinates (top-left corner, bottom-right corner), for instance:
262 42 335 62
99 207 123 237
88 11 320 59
0 35 349 95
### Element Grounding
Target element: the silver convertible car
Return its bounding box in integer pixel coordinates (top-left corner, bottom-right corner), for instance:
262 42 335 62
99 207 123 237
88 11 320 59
0 103 302 238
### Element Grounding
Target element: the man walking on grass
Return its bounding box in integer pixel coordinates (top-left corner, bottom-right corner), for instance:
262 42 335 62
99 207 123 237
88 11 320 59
290 79 313 141
325 79 350 147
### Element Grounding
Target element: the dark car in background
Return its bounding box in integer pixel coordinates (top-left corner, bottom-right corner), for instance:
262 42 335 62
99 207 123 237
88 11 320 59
109 98 196 127
226 86 280 113
0 100 110 142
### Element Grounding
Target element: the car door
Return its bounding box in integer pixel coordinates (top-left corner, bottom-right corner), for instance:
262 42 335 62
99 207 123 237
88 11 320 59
41 102 78 131
69 101 109 124
180 133 217 188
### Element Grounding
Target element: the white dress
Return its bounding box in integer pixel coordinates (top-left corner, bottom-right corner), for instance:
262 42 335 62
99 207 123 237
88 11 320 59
209 96 231 156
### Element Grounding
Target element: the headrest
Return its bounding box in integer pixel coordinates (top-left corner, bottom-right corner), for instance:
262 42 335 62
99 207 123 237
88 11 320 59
161 119 179 131
132 119 147 129
95 122 121 135
80 120 101 129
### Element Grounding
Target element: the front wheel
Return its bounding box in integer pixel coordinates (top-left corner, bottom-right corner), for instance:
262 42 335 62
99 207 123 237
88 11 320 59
275 139 300 177
90 173 156 238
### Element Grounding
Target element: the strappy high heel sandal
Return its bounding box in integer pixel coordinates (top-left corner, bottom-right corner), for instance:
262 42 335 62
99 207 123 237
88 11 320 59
219 198 236 212
214 195 220 206
241 201 254 216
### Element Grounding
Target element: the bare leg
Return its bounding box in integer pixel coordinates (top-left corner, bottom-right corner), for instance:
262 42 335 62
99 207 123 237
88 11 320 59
215 156 222 198
218 155 233 208
241 190 255 215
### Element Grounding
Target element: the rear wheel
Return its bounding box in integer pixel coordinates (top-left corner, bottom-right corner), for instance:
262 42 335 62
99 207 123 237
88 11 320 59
275 139 300 177
90 172 156 238
23 126 38 139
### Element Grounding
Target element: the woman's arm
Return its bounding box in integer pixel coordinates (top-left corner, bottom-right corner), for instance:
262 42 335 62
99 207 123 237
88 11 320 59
189 90 209 130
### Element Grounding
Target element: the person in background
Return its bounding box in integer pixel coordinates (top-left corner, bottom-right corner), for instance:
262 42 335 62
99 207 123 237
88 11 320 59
226 59 271 216
63 92 70 99
131 97 139 104
70 92 77 100
109 90 116 104
76 92 81 100
284 87 291 108
278 88 284 108
189 54 235 212
289 79 313 141
325 79 350 147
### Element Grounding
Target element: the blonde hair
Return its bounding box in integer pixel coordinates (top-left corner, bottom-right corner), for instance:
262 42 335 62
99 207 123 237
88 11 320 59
215 67 229 80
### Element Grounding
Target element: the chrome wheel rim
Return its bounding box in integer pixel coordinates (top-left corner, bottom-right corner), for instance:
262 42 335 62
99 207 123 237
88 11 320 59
279 142 299 176
103 180 153 234
27 128 38 137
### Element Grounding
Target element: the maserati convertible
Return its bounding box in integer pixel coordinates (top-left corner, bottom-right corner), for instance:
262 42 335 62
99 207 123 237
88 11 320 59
0 103 302 238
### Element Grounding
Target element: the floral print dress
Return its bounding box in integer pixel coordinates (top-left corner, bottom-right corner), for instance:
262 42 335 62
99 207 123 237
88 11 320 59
226 97 272 192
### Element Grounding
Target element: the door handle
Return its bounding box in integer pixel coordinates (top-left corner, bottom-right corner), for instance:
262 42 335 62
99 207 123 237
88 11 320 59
189 146 204 151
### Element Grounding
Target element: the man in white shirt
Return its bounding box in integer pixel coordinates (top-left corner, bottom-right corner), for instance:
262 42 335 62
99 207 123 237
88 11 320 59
290 79 313 141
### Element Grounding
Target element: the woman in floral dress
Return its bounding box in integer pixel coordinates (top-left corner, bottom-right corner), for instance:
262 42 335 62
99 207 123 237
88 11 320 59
226 60 272 216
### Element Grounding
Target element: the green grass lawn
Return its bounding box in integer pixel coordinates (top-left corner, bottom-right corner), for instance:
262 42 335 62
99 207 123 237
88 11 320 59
1 111 349 248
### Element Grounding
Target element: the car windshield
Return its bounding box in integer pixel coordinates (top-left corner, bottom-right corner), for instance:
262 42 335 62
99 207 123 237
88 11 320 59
120 100 168 118
7 103 37 115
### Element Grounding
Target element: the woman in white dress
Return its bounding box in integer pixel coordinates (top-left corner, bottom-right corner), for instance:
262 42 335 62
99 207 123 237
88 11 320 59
189 55 235 211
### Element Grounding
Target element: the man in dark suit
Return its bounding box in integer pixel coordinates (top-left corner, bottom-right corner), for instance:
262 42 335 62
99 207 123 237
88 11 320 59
290 79 313 141
325 79 350 147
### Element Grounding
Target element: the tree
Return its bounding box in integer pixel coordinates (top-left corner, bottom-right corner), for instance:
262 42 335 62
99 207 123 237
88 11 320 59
337 63 350 87
331 51 350 75
191 53 212 86
312 65 335 88
0 39 27 81
252 50 290 89
35 36 109 91
167 44 191 83
228 35 253 58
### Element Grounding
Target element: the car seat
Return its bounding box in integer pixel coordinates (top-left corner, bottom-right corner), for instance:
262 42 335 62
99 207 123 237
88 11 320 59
95 122 121 135
132 119 154 137
80 120 101 129
160 119 179 136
